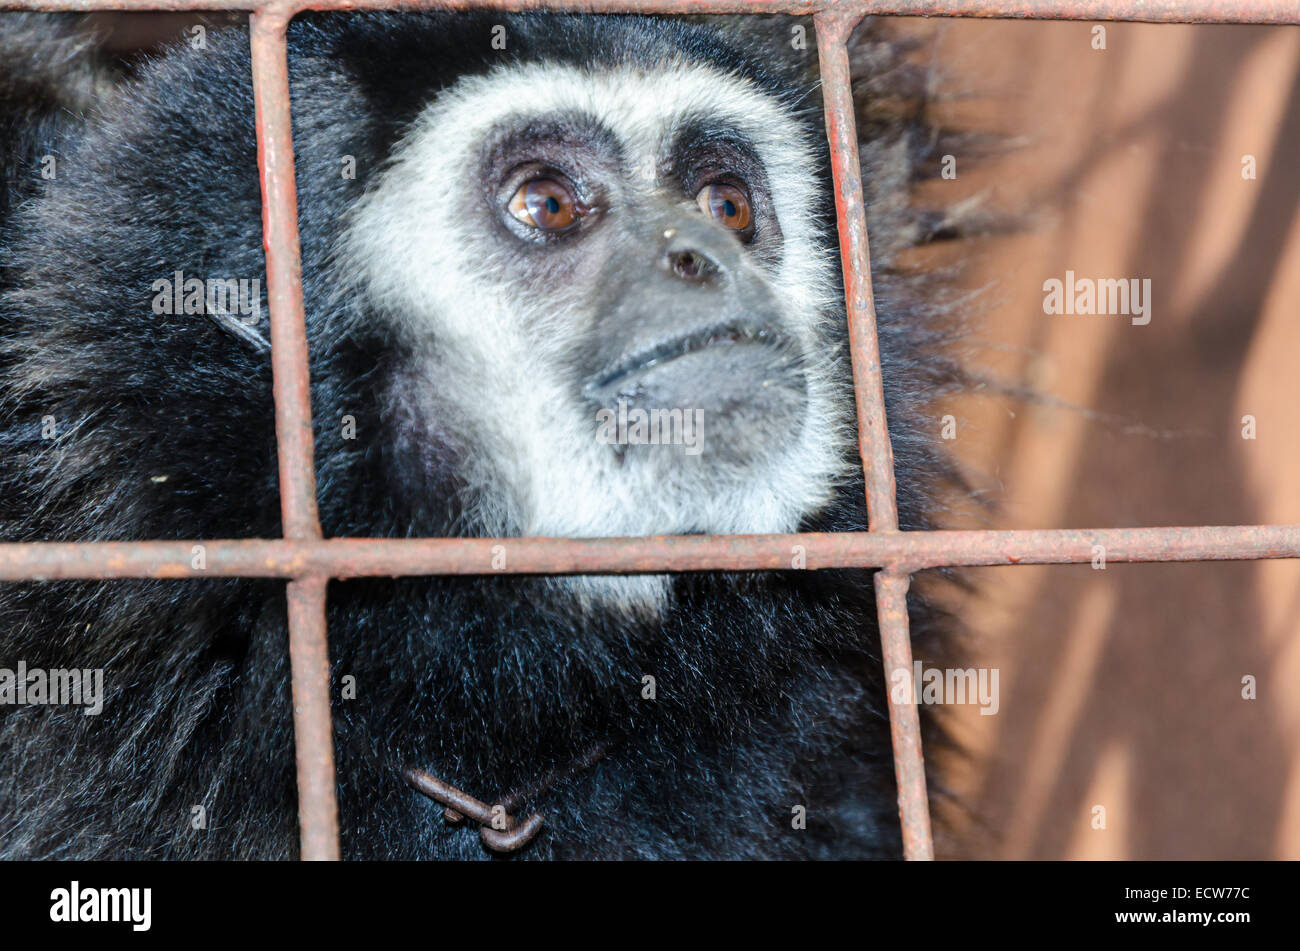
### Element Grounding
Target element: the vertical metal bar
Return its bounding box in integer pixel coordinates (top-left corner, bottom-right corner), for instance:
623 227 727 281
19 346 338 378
250 5 339 861
874 570 933 859
815 9 900 534
251 4 322 543
816 10 933 860
285 575 340 860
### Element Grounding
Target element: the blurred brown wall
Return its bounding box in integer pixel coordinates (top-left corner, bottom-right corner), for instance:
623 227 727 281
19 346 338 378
895 18 1300 859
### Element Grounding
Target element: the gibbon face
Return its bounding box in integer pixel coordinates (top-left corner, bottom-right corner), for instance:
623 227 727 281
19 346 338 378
342 59 852 552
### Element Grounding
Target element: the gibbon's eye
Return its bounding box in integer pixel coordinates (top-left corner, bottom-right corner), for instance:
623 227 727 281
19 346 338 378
695 183 752 233
508 177 580 231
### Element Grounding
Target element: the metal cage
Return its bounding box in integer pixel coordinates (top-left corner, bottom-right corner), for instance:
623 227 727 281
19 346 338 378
1 0 1296 861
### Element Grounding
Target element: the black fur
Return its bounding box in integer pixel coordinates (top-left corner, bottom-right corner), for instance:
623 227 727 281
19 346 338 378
0 12 958 859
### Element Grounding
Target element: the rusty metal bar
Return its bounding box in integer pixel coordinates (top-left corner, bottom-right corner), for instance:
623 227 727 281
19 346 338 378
874 570 931 859
249 8 337 859
251 8 321 544
0 0 1295 25
5 525 1295 580
817 9 900 535
285 575 340 860
403 768 546 852
861 0 1298 21
816 6 928 856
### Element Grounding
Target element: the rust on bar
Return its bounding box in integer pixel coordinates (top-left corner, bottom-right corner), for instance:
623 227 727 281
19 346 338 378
0 0 1295 25
250 8 338 860
816 9 900 533
286 575 340 860
853 0 1298 23
874 570 932 860
816 7 928 858
1 525 1298 580
251 5 322 543
403 768 545 852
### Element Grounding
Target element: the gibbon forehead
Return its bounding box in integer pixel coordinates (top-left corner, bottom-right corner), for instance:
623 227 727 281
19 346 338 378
343 60 851 564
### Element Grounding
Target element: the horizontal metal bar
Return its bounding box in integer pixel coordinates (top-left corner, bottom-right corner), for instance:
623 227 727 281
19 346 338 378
0 525 1296 581
0 0 1294 25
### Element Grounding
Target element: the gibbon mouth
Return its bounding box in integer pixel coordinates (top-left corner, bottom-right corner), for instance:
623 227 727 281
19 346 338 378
586 323 792 397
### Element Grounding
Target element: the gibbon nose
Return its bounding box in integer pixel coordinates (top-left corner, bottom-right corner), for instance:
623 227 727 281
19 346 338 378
583 198 796 392
667 247 714 282
665 242 723 285
660 219 735 287
584 210 797 412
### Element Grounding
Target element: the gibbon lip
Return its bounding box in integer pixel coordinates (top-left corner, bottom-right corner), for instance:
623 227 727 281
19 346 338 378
587 322 788 394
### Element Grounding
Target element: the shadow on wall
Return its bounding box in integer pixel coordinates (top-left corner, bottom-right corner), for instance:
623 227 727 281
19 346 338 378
902 18 1300 859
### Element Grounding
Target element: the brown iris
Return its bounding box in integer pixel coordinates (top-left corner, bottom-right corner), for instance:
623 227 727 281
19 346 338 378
696 183 752 232
508 177 580 231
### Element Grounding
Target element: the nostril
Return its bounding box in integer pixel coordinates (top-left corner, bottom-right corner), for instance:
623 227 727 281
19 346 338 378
668 248 716 283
